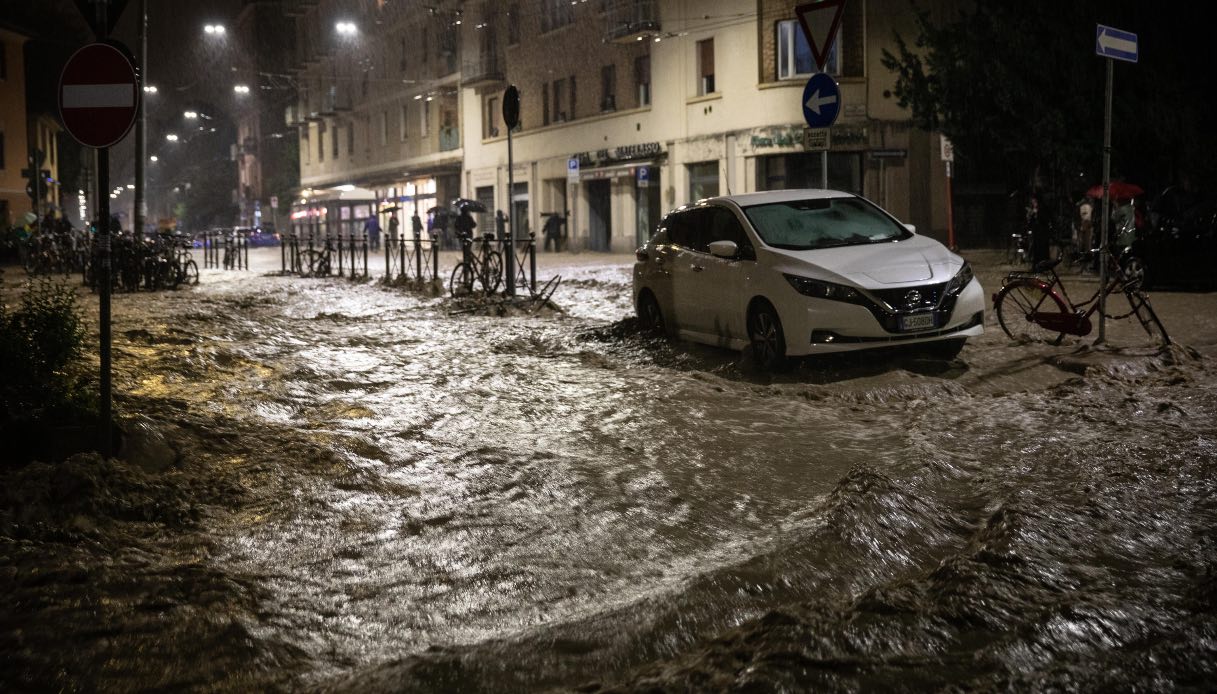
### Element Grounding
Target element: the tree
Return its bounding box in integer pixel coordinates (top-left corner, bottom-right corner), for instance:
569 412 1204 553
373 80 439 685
881 0 1217 204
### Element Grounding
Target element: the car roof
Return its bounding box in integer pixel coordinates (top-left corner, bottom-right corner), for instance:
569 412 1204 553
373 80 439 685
699 189 858 208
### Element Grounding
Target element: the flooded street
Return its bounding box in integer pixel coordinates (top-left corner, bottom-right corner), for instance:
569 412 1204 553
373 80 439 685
2 249 1215 692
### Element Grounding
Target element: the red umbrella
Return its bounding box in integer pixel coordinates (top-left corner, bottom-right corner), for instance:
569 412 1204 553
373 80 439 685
1086 181 1144 201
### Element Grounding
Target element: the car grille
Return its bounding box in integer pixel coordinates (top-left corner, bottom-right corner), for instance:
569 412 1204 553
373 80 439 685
868 282 947 313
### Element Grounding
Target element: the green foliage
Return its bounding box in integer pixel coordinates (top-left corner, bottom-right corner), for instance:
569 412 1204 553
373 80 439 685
881 1 1217 196
0 279 93 420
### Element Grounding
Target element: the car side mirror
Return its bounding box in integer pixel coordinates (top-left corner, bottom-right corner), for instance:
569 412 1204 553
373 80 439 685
904 223 917 234
708 240 738 258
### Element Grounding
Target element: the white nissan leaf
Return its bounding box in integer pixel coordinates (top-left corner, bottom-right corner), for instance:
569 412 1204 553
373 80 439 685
632 190 985 367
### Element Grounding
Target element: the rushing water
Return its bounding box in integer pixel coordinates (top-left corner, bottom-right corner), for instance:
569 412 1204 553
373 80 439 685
2 250 1214 692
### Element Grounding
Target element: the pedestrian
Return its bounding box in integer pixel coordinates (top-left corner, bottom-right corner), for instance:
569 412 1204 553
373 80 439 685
1027 193 1050 267
454 207 477 241
412 209 423 238
1076 196 1094 254
363 214 381 252
388 212 400 246
543 213 563 252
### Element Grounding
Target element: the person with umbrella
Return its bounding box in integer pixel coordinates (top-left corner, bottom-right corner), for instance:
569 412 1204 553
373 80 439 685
363 212 382 252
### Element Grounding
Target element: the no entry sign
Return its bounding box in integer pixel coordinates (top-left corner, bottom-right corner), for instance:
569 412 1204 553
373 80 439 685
58 42 139 148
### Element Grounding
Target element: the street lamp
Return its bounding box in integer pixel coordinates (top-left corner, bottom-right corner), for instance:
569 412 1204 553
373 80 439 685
143 85 158 94
233 84 251 94
184 111 198 119
204 24 226 35
335 21 358 35
150 155 158 162
166 133 179 142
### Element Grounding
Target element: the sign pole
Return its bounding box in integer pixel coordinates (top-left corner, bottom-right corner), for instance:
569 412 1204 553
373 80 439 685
946 160 955 250
1098 56 1113 345
96 0 113 458
506 127 515 297
821 150 828 189
133 0 146 237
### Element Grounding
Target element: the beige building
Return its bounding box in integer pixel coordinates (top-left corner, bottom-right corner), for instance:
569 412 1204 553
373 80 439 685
288 1 956 250
0 27 31 228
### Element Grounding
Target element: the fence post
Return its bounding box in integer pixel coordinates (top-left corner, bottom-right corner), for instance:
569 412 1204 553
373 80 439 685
243 233 249 270
362 235 368 279
431 234 438 281
529 230 537 294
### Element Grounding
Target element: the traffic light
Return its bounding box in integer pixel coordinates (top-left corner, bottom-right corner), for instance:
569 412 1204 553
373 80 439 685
20 167 51 202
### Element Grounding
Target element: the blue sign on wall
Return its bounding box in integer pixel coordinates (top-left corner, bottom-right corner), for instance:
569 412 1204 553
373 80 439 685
801 73 841 129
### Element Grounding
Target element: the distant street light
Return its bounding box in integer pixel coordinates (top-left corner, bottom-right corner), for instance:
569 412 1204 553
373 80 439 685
143 85 158 94
233 84 251 94
204 24 226 35
150 155 158 162
336 21 358 35
184 111 198 119
166 134 179 142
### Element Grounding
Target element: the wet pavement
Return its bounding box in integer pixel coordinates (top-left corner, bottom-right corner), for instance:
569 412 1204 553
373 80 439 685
1 248 1215 692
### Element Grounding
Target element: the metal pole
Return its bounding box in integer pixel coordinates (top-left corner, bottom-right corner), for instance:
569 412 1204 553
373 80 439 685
946 160 955 250
821 149 828 189
1098 57 1113 344
133 0 146 239
94 0 113 458
506 128 516 297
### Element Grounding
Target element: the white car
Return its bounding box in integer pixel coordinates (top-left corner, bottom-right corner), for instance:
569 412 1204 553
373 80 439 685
632 190 984 367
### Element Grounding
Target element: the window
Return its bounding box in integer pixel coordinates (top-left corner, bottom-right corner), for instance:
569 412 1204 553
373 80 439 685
302 130 310 164
541 0 573 33
635 55 651 107
706 206 754 259
697 38 715 95
569 76 577 120
332 123 340 158
553 78 566 122
486 96 500 138
348 123 355 158
542 87 550 126
419 100 430 136
400 104 408 141
318 124 325 162
508 4 520 45
777 19 838 79
380 111 388 145
600 64 616 112
688 161 719 200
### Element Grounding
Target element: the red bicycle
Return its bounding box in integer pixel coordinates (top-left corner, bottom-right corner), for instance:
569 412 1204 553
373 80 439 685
992 249 1169 346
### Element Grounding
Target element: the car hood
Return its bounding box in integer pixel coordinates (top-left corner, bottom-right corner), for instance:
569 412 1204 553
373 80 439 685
768 234 961 287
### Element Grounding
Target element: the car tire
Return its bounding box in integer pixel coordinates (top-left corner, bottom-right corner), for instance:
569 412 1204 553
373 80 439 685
637 291 665 335
919 337 966 360
748 301 787 370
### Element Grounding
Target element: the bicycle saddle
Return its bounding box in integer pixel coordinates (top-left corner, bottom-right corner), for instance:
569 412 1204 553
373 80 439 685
1033 258 1062 273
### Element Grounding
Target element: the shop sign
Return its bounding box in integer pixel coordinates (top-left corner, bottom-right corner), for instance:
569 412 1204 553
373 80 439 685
581 166 636 181
573 142 663 167
750 128 804 149
804 129 830 151
830 125 868 149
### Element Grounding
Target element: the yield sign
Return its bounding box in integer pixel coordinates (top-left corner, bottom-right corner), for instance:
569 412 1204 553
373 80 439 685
58 42 140 148
795 0 847 72
72 0 131 39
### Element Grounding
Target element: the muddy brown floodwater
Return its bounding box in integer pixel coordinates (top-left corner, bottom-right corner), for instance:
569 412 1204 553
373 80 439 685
2 248 1215 692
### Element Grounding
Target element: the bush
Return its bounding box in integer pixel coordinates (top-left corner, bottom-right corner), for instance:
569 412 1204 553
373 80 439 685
0 278 93 421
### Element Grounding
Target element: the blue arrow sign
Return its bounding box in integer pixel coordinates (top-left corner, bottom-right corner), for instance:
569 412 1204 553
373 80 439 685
801 73 841 129
1096 24 1137 63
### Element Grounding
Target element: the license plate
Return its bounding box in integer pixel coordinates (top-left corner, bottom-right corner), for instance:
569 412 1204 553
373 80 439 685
899 313 936 331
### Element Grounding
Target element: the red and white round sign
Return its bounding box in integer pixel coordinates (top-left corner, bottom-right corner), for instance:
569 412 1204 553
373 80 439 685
58 42 140 149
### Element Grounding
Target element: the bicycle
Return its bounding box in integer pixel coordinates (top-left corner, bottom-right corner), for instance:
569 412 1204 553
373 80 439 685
174 235 199 286
992 247 1169 346
299 236 333 277
449 231 503 298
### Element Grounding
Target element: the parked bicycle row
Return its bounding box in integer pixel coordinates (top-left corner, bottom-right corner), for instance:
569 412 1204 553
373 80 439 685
82 232 199 293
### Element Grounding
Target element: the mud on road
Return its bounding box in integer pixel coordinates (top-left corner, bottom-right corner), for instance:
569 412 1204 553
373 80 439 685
2 250 1215 692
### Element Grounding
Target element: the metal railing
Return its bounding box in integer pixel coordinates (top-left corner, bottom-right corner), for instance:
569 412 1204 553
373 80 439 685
199 230 249 270
383 231 441 283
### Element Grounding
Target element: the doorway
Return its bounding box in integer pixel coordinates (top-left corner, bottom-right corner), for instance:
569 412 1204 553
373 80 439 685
588 179 611 251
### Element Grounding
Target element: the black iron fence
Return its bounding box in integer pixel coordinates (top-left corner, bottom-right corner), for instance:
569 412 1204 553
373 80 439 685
198 230 249 270
383 231 441 283
280 233 369 279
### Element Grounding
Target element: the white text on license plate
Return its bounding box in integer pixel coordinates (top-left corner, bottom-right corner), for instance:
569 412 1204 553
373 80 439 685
900 313 935 331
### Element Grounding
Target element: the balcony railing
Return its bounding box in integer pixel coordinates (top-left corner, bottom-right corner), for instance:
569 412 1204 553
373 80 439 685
604 0 660 43
462 51 505 88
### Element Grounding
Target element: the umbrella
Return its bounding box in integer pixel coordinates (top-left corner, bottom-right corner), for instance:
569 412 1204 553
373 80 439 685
1087 181 1144 201
451 197 487 213
380 205 400 213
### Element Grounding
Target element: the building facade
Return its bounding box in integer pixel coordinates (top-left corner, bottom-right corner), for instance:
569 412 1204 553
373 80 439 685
0 27 31 228
287 0 957 250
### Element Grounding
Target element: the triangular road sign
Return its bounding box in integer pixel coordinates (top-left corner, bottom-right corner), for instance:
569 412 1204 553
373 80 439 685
795 0 847 73
72 0 131 38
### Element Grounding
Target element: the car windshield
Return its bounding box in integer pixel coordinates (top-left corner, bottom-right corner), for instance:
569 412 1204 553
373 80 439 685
741 197 912 250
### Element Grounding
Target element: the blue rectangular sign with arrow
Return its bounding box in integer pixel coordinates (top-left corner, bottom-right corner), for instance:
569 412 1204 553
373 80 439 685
1096 24 1138 63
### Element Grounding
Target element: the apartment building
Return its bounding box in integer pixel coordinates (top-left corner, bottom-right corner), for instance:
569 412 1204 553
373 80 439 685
287 0 956 250
0 27 31 228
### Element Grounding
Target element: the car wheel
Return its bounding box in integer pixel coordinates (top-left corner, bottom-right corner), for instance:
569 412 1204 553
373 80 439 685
748 301 786 369
919 337 966 360
637 291 665 335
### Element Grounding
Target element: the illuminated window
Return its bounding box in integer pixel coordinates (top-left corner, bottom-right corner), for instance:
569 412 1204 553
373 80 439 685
777 19 839 79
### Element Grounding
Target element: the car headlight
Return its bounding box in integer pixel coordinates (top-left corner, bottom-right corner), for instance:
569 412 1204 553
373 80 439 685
784 274 868 305
944 261 974 296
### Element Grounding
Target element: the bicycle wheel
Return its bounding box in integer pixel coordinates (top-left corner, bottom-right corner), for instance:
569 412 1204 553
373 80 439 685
994 278 1071 345
299 249 319 277
180 259 199 286
450 262 475 298
480 251 503 293
1124 289 1171 346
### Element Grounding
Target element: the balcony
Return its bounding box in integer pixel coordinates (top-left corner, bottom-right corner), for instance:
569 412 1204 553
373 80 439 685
462 51 505 89
604 0 660 44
